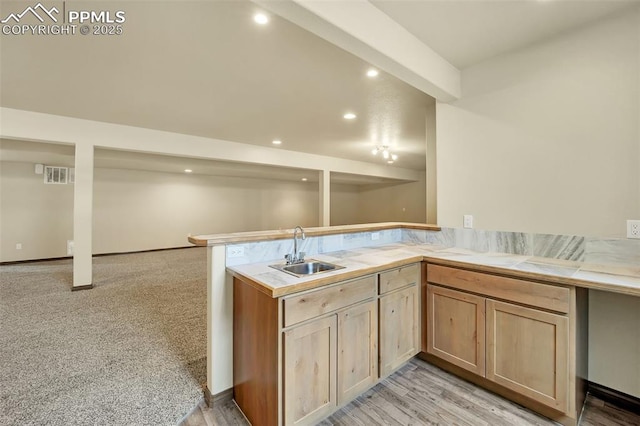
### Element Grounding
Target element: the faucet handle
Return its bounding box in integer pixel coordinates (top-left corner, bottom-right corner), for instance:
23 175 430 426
284 253 292 264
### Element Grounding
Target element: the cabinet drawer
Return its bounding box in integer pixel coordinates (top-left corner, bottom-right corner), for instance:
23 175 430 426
379 263 420 294
283 275 376 327
427 264 570 314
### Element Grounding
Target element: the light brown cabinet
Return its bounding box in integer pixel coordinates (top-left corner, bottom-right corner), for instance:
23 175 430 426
234 262 421 426
379 284 420 377
423 263 587 426
337 300 378 403
486 299 568 411
284 315 337 425
426 285 485 376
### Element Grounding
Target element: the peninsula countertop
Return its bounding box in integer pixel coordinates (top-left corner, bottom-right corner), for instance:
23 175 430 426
227 242 640 298
188 222 440 246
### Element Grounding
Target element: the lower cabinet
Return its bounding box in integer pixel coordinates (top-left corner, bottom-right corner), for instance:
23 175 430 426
234 262 421 426
337 301 378 404
424 263 586 426
284 315 337 426
426 284 485 376
285 299 381 425
486 299 568 411
379 285 420 377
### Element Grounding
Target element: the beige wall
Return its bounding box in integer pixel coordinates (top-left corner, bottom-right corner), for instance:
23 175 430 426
357 179 426 224
426 103 437 224
331 183 361 225
0 161 74 262
331 179 427 226
589 291 640 398
437 9 640 237
0 162 319 261
436 9 640 397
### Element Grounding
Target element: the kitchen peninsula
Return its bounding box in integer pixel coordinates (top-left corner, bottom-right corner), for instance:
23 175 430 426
188 222 640 426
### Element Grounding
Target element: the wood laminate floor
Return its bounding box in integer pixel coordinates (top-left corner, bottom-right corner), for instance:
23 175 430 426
180 358 640 426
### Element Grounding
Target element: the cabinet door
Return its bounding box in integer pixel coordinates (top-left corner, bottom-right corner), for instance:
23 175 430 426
284 316 337 425
486 299 568 412
379 284 420 377
427 285 486 376
337 300 378 403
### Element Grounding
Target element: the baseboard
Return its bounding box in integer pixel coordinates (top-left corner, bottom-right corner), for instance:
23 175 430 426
0 245 199 265
92 245 198 258
71 284 94 291
588 381 640 414
203 386 233 408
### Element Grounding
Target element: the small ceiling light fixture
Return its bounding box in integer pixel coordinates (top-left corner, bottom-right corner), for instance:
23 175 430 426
184 169 193 173
371 146 399 163
301 178 308 182
343 112 357 120
253 13 269 25
272 140 282 145
366 68 379 78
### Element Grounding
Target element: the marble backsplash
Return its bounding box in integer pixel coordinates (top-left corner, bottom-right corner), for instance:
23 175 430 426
225 228 402 267
403 227 640 267
403 228 585 261
225 225 640 269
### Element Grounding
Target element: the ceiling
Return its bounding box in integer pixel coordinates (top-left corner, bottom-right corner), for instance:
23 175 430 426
0 139 403 185
0 0 432 171
371 0 639 69
1 0 637 174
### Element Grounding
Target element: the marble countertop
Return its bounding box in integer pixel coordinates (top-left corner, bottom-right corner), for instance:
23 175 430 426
227 242 640 298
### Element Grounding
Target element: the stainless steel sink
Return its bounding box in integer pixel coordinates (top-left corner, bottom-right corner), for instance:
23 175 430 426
270 260 345 278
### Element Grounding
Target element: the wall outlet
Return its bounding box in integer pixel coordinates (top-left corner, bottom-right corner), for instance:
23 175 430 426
371 232 380 241
463 215 474 229
67 240 74 255
228 246 244 258
627 220 640 239
16 243 22 250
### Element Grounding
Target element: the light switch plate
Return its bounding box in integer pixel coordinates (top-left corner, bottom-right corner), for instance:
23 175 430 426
463 215 473 229
627 220 640 239
371 232 380 241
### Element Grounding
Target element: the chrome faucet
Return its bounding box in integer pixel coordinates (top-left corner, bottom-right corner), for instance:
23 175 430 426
285 225 306 265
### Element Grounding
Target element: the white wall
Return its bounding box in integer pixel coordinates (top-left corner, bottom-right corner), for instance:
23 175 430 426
0 162 319 261
436 9 640 397
330 179 427 226
0 162 74 262
437 9 640 237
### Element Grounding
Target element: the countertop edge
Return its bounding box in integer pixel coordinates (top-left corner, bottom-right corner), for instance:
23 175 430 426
230 256 424 298
230 254 640 298
189 222 440 246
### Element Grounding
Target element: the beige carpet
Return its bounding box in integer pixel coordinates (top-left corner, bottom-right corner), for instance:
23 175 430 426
0 247 208 425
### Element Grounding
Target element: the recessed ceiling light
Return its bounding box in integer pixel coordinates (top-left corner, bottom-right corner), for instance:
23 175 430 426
387 161 394 164
253 13 269 25
343 113 356 120
301 178 308 182
184 169 193 173
272 140 282 145
366 68 379 78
